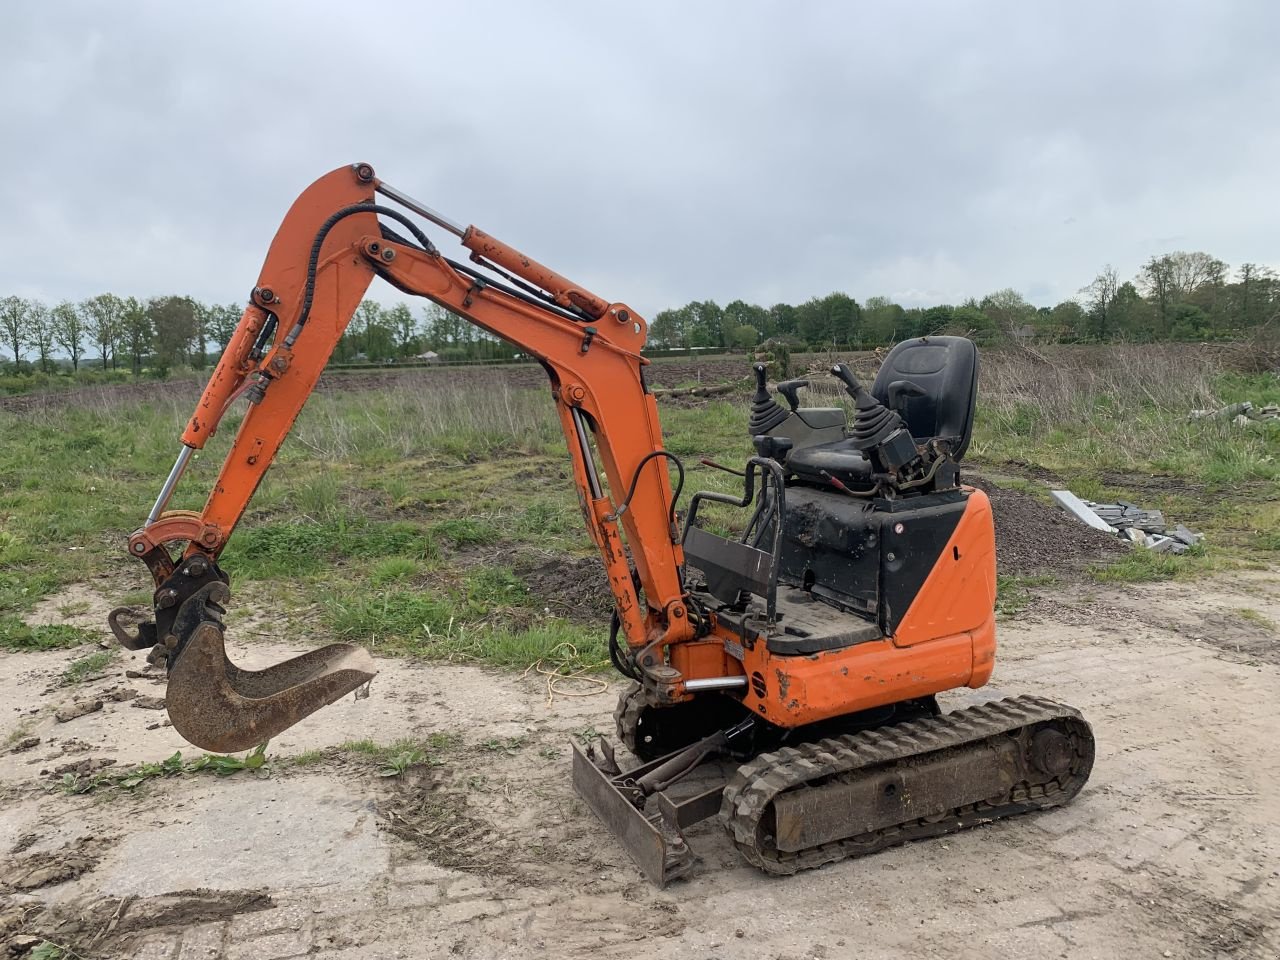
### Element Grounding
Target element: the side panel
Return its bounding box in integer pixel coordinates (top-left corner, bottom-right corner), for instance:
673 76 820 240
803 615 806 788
891 487 997 647
736 631 977 727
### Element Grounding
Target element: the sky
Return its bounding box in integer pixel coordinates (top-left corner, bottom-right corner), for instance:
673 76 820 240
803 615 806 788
3 1 1278 319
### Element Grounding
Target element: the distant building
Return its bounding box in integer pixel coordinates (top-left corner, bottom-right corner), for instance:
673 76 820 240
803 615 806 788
413 350 440 362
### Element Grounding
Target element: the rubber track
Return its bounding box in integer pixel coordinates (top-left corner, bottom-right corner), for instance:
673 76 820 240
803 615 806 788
720 694 1094 875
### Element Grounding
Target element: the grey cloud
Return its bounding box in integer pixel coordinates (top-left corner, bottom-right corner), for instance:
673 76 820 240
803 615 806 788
2 0 1277 319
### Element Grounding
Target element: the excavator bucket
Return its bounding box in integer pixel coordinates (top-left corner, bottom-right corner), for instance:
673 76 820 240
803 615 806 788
166 622 377 753
112 580 376 753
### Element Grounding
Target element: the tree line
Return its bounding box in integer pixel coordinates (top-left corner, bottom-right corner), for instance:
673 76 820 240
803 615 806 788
331 302 516 363
0 295 510 375
0 294 244 375
4 249 1276 376
649 251 1279 350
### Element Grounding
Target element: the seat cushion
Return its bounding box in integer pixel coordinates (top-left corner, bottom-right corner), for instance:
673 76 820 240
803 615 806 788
784 439 875 489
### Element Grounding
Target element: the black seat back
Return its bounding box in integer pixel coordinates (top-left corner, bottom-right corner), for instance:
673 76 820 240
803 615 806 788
871 336 978 460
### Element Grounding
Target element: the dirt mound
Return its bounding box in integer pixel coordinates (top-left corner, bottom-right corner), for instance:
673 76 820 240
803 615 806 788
518 555 615 622
968 475 1127 578
517 477 1119 607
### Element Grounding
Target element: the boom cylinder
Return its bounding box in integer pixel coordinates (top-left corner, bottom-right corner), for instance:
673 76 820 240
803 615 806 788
462 227 609 319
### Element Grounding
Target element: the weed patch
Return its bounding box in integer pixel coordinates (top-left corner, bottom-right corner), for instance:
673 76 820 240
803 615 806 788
338 733 460 766
326 590 458 644
369 557 422 586
61 650 116 685
1088 547 1206 584
222 518 436 580
433 517 500 547
0 617 96 651
1234 608 1277 632
995 574 1057 618
58 744 269 795
1254 530 1280 552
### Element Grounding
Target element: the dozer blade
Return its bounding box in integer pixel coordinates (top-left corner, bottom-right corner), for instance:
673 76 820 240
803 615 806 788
166 620 377 753
572 739 717 887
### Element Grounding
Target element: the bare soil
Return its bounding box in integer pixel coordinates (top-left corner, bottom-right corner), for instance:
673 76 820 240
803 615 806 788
968 474 1129 578
516 555 614 623
2 569 1278 959
520 474 1127 607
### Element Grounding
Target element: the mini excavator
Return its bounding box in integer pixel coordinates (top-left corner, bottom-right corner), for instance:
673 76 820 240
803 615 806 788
110 164 1094 884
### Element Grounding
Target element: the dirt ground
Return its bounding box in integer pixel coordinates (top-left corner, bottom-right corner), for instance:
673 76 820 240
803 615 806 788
967 474 1129 577
2 568 1279 960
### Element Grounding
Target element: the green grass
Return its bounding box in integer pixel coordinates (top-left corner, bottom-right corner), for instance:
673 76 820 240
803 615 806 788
974 361 1280 488
1234 608 1276 632
338 732 461 762
220 517 437 580
1 347 1275 676
368 557 423 586
1254 529 1280 552
328 586 607 667
995 574 1056 618
464 567 527 606
325 565 527 643
326 589 458 644
433 516 500 547
973 359 1280 564
324 573 602 667
293 469 343 519
1087 547 1208 584
338 733 465 777
0 616 96 651
61 650 116 684
435 623 607 671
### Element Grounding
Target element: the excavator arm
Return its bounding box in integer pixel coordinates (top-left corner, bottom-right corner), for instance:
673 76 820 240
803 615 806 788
111 163 699 751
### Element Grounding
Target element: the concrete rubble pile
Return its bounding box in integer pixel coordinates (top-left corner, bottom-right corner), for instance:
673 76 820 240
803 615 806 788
1188 400 1280 427
1050 489 1203 555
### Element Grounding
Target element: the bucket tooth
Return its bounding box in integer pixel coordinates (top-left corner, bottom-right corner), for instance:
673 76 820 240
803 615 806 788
165 620 377 753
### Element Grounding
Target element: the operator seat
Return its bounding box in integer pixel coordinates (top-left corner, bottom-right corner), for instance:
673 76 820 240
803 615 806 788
786 336 979 488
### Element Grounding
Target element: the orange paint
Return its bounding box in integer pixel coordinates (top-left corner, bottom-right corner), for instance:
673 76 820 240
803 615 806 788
892 487 997 646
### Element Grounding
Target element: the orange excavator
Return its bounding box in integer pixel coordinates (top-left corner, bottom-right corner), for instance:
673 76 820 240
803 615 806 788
110 164 1093 884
